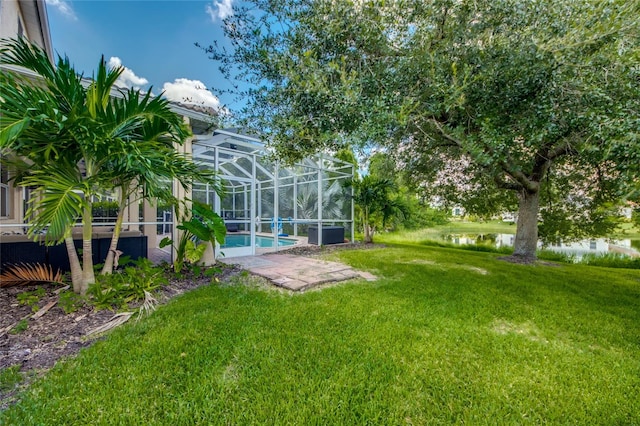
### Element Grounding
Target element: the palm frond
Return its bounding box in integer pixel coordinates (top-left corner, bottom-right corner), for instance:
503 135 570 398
22 164 87 243
0 263 64 287
86 55 122 118
137 290 158 321
0 37 56 81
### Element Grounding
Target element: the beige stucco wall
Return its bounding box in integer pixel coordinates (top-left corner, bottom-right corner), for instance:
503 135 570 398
0 0 28 40
0 0 51 232
0 1 28 229
0 0 53 60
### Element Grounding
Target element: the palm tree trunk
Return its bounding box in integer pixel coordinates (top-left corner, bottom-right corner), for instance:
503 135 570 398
80 203 95 294
64 233 83 293
101 191 127 275
363 208 373 244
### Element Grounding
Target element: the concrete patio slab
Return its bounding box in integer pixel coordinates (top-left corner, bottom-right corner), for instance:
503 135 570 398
220 253 376 291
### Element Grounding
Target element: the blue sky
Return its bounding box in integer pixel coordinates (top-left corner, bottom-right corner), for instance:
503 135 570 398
46 0 238 112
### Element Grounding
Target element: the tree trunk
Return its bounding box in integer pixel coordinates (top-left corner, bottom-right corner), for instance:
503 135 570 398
101 193 126 275
513 189 540 261
80 204 95 294
64 234 83 293
363 208 373 243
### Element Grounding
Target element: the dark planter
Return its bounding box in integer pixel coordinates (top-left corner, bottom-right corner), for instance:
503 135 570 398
308 226 345 245
1 235 148 272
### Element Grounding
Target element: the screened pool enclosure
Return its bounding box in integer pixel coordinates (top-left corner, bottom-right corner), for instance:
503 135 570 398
190 129 355 258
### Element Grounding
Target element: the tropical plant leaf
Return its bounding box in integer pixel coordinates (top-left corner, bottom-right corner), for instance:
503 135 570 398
159 237 173 249
184 240 207 264
22 164 88 244
0 118 31 148
0 263 65 287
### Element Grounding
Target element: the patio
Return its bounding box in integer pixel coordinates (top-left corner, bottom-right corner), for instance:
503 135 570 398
220 253 377 291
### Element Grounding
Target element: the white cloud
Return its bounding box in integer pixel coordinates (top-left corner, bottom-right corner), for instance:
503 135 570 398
46 0 77 21
107 57 149 90
206 0 234 21
161 78 223 112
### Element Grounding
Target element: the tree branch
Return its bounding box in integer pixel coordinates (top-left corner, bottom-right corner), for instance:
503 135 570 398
494 174 523 191
531 139 576 181
427 119 463 148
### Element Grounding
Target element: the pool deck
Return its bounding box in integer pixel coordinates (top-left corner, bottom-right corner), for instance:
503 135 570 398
150 233 376 291
219 253 377 291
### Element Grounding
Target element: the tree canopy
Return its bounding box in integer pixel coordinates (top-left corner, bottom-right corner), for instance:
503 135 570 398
205 0 640 259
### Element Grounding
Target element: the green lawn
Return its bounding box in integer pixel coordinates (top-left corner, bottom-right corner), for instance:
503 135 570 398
2 244 639 424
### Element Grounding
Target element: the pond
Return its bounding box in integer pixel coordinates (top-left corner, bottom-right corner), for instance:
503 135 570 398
442 233 640 259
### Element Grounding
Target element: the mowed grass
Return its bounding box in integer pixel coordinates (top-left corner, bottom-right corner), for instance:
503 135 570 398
2 245 639 425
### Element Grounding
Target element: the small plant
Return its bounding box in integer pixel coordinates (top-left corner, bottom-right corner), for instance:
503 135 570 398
9 319 29 335
160 201 226 273
87 258 167 311
0 365 23 392
204 266 222 283
17 288 46 312
58 290 85 314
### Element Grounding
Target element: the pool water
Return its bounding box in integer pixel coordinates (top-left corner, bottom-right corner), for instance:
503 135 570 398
222 234 296 248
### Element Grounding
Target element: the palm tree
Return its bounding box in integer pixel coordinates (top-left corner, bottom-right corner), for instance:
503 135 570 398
0 38 218 293
349 176 405 243
98 105 221 274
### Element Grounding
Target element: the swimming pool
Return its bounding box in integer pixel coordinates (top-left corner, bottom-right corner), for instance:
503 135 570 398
222 234 296 248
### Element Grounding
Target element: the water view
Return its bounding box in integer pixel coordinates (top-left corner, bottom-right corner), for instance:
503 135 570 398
442 233 640 260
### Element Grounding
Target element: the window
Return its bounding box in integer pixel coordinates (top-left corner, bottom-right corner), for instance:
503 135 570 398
17 17 24 38
0 162 9 217
589 240 597 250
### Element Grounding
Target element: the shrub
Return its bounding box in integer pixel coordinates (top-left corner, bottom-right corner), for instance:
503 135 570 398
58 290 86 314
87 258 167 310
92 201 119 221
579 253 640 269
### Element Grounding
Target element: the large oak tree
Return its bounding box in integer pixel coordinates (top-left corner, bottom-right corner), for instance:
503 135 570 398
204 0 639 260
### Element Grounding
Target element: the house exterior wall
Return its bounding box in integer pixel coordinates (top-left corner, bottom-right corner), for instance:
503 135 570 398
0 0 53 232
0 0 54 59
0 0 26 39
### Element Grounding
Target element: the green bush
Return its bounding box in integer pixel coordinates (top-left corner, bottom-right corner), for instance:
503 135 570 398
632 208 640 228
579 253 640 269
87 258 167 310
537 250 575 263
92 201 119 220
402 206 450 229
